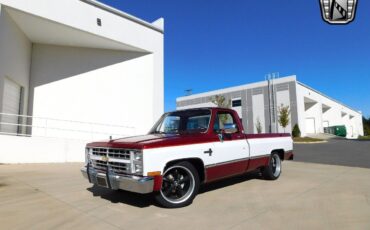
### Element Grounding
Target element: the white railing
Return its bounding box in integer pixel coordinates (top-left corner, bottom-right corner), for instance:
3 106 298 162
0 112 136 141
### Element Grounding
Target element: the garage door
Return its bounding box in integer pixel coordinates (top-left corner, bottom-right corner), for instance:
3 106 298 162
1 78 21 134
305 118 316 134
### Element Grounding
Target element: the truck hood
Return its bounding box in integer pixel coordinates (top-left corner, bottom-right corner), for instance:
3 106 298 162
86 133 215 149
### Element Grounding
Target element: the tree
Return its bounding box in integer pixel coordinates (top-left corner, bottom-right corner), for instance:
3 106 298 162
255 117 262 134
210 95 231 108
278 104 290 133
363 116 370 136
292 124 301 137
210 95 231 125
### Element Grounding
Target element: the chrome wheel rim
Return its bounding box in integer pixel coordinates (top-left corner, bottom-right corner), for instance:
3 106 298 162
160 166 195 204
271 155 281 177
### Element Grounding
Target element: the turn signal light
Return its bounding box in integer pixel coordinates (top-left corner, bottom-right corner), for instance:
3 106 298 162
147 171 161 177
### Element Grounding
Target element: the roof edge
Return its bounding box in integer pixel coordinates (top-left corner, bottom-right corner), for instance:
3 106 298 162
177 75 297 101
80 0 164 33
297 81 362 115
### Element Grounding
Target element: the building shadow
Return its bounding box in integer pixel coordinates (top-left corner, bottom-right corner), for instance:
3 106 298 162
86 171 263 208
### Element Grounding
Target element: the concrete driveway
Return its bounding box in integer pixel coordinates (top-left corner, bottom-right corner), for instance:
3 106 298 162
1 162 370 230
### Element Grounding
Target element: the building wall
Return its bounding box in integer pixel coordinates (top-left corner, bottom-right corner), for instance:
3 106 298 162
0 0 164 131
29 44 155 136
296 83 363 138
0 0 164 163
177 76 299 134
177 76 362 138
0 6 31 131
0 135 86 163
0 0 163 52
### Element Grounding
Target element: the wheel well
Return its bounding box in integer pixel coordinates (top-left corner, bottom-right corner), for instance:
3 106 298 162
272 149 285 161
164 158 205 183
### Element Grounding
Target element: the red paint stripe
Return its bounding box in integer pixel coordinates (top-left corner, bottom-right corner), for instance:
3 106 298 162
247 156 270 172
284 150 294 160
245 133 291 139
152 175 163 192
205 155 270 183
206 159 249 183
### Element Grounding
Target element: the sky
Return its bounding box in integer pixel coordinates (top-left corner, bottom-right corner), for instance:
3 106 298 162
101 0 370 117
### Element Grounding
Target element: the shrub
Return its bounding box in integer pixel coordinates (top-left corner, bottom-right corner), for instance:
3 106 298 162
292 124 301 137
255 117 262 134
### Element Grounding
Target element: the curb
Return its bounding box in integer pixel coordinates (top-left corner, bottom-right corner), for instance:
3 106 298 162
294 141 328 144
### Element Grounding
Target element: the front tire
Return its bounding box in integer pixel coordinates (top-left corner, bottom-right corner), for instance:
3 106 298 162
262 152 282 180
154 161 200 208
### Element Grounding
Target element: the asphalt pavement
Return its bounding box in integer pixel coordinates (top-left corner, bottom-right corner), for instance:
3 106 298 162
294 139 370 169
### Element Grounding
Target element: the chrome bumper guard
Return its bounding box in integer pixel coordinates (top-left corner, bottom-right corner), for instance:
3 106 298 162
81 165 154 194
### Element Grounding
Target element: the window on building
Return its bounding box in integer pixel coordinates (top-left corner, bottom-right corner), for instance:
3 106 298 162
232 99 242 107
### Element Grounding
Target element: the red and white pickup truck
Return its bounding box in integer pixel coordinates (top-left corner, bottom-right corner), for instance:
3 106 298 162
81 108 293 208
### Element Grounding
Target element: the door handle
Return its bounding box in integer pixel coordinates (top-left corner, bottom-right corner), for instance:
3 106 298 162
204 148 213 156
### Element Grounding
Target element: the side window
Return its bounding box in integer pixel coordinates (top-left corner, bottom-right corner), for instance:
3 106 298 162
213 112 238 133
186 115 210 132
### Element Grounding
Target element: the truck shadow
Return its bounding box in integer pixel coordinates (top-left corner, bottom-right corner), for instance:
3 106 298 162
86 171 262 208
87 185 154 208
199 171 261 194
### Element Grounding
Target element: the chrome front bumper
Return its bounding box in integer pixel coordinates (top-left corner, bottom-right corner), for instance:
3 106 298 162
81 165 154 194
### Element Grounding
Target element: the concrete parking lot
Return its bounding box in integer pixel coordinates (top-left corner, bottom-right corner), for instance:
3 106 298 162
1 161 370 230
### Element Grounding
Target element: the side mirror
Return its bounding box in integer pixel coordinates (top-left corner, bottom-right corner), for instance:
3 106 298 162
224 123 237 134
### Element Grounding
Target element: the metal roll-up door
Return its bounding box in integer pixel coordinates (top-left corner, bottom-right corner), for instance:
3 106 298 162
1 78 21 134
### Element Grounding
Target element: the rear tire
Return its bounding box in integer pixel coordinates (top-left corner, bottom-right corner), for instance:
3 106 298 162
262 152 282 180
154 161 200 208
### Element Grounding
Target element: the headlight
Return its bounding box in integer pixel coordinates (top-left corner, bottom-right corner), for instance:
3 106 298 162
134 164 143 173
130 150 143 174
85 148 92 164
134 151 143 160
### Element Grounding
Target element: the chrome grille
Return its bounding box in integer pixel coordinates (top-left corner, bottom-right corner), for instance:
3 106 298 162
93 160 108 171
108 162 130 174
92 148 108 156
107 149 130 159
92 147 130 159
90 147 132 174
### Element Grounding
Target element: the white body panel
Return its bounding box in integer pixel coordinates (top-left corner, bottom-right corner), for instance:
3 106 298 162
210 139 249 165
142 136 293 175
248 136 292 159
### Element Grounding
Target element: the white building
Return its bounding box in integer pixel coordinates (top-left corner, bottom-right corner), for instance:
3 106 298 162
0 0 163 163
177 76 364 138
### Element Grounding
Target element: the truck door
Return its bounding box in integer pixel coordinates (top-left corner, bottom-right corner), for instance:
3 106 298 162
205 110 250 182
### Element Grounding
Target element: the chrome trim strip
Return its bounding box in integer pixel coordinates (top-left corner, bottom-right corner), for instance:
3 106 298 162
249 154 270 160
205 157 250 168
205 154 271 168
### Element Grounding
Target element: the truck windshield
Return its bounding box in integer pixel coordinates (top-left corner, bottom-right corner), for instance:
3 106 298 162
150 109 211 134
